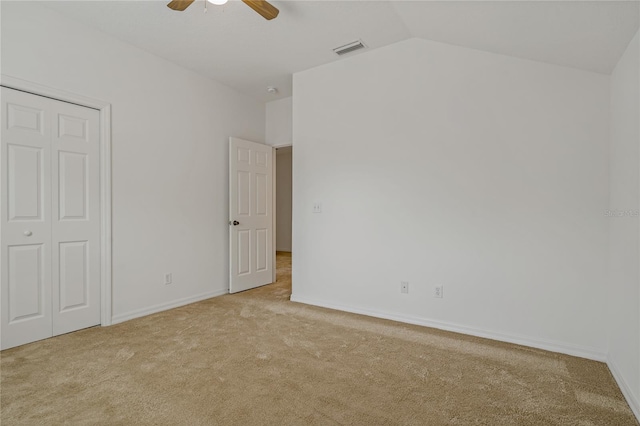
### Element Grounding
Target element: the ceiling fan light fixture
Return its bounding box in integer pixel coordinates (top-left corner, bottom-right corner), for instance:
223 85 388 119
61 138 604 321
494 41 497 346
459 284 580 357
167 0 278 19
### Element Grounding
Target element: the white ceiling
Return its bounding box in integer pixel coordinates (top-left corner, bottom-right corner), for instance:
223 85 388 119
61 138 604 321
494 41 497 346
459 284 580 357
41 0 639 103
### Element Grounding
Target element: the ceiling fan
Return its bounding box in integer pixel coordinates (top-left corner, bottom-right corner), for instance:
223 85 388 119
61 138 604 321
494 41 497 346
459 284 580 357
167 0 279 20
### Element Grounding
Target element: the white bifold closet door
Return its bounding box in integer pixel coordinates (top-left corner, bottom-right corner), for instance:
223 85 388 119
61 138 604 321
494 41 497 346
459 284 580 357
1 87 101 350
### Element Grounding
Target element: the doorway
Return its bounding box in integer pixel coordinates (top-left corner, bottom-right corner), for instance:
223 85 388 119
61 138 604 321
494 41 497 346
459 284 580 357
275 146 292 292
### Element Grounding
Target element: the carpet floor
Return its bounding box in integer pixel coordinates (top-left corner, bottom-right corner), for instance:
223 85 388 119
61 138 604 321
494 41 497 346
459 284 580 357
1 252 637 425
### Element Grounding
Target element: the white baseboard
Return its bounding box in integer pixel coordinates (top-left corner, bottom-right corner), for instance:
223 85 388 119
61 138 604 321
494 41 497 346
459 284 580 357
607 357 640 421
290 294 607 362
111 289 228 325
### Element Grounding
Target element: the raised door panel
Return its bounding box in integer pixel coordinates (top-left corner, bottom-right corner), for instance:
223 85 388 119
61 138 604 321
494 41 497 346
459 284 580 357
256 229 268 272
7 145 44 222
237 171 251 217
8 245 45 322
7 103 44 134
237 147 251 165
255 151 268 168
237 230 251 276
58 241 89 311
58 152 88 221
1 243 52 349
58 114 88 141
255 173 267 216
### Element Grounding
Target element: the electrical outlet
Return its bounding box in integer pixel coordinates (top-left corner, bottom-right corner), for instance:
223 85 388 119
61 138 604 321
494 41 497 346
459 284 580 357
401 281 409 294
313 202 322 213
434 285 443 298
165 273 172 285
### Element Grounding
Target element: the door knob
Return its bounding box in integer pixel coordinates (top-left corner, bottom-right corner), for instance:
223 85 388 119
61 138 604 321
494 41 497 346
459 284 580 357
24 230 32 236
231 220 239 226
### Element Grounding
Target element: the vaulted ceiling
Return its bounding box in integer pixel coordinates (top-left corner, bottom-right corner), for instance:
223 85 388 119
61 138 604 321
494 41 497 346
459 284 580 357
42 1 640 102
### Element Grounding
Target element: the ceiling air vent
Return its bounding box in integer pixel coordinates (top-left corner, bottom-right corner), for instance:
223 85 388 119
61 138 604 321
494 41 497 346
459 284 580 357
333 40 366 56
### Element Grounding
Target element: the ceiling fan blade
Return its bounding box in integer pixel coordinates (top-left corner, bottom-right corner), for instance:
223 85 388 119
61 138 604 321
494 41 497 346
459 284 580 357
167 0 195 11
242 0 279 20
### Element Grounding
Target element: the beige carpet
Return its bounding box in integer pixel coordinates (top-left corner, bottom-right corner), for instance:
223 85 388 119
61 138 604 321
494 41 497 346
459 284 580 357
1 252 637 425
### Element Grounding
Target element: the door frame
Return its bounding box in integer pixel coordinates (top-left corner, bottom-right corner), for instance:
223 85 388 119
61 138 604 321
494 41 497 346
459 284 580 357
1 74 113 326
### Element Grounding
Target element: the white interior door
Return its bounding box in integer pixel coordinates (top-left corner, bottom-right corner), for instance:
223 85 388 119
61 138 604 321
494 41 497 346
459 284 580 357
50 97 101 335
1 87 101 349
229 137 274 293
1 88 53 348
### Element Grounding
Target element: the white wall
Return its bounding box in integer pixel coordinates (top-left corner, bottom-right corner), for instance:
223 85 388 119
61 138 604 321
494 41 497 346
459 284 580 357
268 97 293 252
292 38 610 359
608 30 640 417
1 2 265 321
266 97 292 147
276 148 293 252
